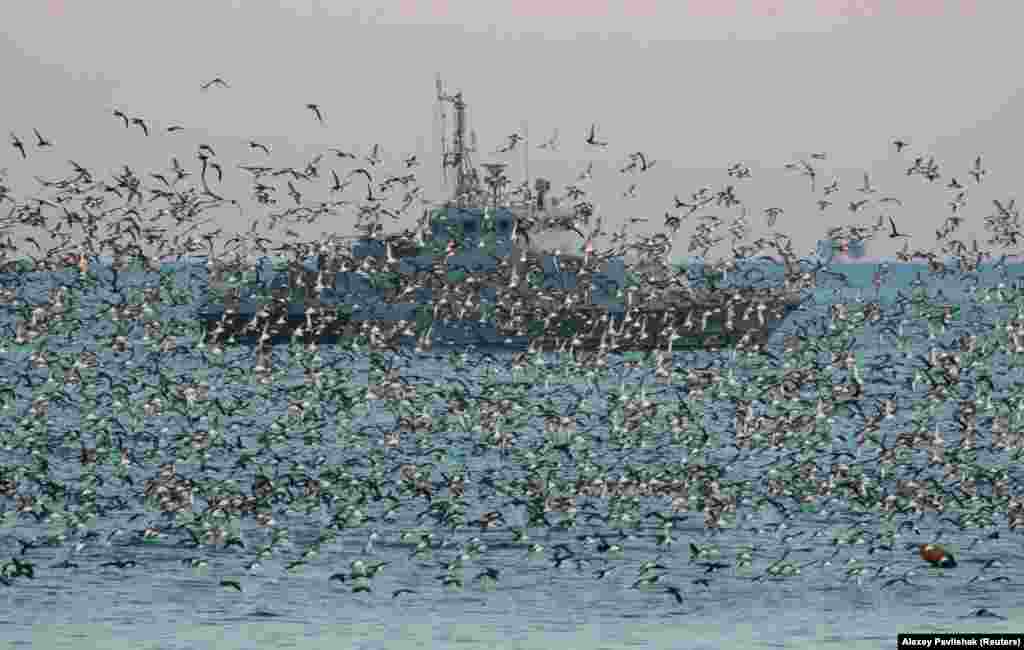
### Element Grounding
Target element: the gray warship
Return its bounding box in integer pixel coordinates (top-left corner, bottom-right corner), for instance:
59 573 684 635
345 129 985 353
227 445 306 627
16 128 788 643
197 79 806 351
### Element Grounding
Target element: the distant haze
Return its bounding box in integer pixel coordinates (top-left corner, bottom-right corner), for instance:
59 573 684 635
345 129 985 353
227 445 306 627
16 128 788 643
1 1 1021 264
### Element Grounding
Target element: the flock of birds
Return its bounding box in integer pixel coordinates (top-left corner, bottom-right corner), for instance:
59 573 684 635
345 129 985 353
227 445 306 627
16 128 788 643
1 77 1023 629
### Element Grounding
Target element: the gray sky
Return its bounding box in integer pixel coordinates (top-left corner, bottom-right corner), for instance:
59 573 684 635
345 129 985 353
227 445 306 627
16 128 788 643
2 0 1021 263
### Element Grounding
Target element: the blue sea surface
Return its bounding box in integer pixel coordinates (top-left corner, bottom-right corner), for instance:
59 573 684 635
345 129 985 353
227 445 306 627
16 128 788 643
1 257 1024 649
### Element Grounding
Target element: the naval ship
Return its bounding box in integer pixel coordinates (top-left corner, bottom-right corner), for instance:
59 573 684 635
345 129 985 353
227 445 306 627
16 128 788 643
196 78 806 351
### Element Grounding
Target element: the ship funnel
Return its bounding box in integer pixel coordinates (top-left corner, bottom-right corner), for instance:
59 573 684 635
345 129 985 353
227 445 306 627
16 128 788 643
534 177 551 211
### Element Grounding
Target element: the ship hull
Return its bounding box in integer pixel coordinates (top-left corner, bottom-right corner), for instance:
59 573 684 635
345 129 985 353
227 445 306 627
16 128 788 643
195 205 804 351
197 279 801 352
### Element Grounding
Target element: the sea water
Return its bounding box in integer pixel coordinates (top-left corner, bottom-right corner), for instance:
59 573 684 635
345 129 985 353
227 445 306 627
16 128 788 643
1 257 1023 649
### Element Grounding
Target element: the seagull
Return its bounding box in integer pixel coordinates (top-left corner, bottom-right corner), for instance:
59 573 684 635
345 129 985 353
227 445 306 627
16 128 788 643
350 168 374 185
130 117 149 136
538 128 559 151
32 128 53 148
112 109 130 128
892 138 909 153
888 216 908 239
584 123 607 147
9 133 26 159
365 144 382 166
969 155 986 184
577 162 594 182
880 576 914 589
495 133 522 154
664 586 685 605
857 172 877 194
784 159 817 193
287 181 302 206
961 608 1007 620
848 199 869 213
166 125 185 133
306 103 325 125
249 141 271 155
625 151 655 173
200 77 230 91
329 170 350 193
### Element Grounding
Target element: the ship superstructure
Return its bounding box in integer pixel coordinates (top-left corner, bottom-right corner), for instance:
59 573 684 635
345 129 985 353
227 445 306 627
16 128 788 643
196 78 804 350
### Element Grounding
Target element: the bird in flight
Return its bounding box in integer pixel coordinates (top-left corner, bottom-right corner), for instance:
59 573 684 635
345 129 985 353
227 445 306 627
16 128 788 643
166 125 185 133
892 138 910 153
249 141 271 155
663 585 685 605
130 117 149 136
848 199 869 213
9 133 27 159
857 172 877 194
350 168 374 185
888 216 908 239
622 151 655 173
577 161 594 182
329 169 350 193
584 124 607 147
495 133 523 154
287 181 302 206
783 159 817 193
538 128 559 151
113 109 130 128
32 128 53 148
365 144 382 167
200 77 230 91
969 155 986 184
306 103 325 125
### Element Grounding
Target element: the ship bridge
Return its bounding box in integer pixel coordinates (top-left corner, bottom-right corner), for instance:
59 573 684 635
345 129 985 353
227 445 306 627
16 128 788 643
430 206 516 248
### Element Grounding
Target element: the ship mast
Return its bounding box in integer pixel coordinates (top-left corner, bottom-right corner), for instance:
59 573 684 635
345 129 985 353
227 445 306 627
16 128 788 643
522 119 532 219
436 75 479 207
435 73 447 197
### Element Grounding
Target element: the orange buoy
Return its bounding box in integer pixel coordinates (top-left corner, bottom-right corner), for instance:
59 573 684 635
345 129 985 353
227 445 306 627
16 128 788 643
917 543 956 568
